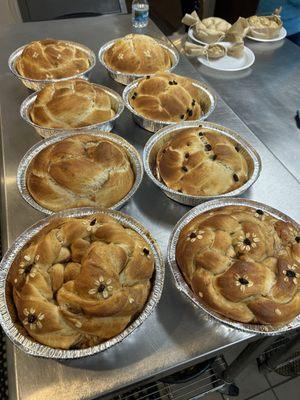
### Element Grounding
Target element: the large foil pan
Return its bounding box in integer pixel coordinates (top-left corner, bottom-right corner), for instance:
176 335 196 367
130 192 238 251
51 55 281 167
17 131 143 214
123 79 216 133
168 198 300 335
8 41 96 91
98 38 179 85
143 121 261 205
0 207 164 359
20 83 124 138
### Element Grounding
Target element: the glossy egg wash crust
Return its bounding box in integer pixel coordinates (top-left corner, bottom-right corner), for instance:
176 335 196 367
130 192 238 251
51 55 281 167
176 205 300 326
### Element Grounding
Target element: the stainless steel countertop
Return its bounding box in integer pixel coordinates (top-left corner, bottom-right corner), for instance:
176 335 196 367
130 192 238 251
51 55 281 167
176 35 300 182
0 14 300 400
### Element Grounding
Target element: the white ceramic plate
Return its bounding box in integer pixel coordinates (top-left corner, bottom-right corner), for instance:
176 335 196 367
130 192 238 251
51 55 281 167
246 27 287 42
188 27 211 45
197 42 255 72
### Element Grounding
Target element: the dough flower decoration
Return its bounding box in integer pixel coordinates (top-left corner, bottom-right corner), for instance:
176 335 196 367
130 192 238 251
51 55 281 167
23 308 45 330
88 276 113 299
234 273 254 292
282 265 300 285
187 230 205 242
236 232 260 252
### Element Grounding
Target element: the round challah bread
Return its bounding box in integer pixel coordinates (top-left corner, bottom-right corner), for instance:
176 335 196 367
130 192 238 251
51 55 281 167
176 205 300 326
8 214 155 349
29 79 115 129
194 17 231 43
26 134 135 211
15 39 91 80
103 34 172 74
129 72 202 122
155 127 249 196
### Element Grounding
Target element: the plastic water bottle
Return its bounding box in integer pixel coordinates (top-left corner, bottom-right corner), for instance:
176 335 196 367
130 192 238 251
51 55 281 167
132 0 149 28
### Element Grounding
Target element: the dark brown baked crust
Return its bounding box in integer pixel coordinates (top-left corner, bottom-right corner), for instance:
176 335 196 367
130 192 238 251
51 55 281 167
176 205 300 326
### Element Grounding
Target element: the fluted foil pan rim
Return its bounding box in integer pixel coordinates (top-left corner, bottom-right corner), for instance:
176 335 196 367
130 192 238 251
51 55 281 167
143 121 262 205
17 131 143 214
8 41 96 88
98 38 180 85
20 83 124 137
0 207 164 359
168 198 300 335
123 79 216 133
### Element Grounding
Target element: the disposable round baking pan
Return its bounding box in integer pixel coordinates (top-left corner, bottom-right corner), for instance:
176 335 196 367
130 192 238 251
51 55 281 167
98 38 179 85
20 83 124 138
143 121 261 205
168 198 300 335
8 41 96 91
17 131 143 214
0 207 164 359
123 79 216 133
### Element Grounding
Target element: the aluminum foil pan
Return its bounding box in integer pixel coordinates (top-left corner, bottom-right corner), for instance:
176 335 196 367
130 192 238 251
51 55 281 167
98 38 179 85
8 41 96 91
20 83 124 138
168 198 300 335
143 121 261 206
123 79 216 133
17 131 143 214
0 207 164 359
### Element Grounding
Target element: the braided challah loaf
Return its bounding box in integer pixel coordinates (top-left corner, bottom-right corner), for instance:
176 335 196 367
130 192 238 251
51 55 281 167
29 79 115 129
9 214 155 349
15 39 91 80
129 72 202 122
155 127 249 195
103 34 172 74
26 134 135 211
176 205 300 326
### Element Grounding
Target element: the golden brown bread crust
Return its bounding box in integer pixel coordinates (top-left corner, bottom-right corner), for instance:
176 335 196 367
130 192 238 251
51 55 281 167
26 134 135 211
8 214 155 349
176 205 300 326
129 72 202 122
155 127 249 195
15 39 91 80
103 34 172 74
29 79 115 129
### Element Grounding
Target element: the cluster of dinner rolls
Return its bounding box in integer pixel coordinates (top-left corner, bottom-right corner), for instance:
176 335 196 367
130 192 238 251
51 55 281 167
29 79 115 129
155 127 249 196
129 72 203 122
15 39 91 80
9 214 155 349
176 205 300 326
103 34 173 74
26 134 135 211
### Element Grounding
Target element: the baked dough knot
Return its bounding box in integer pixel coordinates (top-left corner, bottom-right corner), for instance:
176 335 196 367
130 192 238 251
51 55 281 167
103 34 172 74
194 17 232 43
15 39 91 80
10 214 155 349
29 79 115 129
129 72 203 122
26 134 135 211
176 205 300 326
155 127 249 195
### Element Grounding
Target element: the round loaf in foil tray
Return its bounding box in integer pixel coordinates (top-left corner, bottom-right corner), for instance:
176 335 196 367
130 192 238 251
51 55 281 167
168 198 300 335
143 121 261 206
98 38 179 85
123 79 216 133
0 207 164 359
20 83 124 138
17 131 143 214
8 41 96 91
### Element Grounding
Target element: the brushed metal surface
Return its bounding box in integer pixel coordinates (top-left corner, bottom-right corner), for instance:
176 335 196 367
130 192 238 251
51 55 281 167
178 35 300 181
0 14 300 400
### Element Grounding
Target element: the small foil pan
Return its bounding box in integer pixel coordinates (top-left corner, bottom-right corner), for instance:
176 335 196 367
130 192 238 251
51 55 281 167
17 131 143 215
98 38 179 85
8 41 96 91
143 121 261 206
20 83 124 138
0 207 164 359
123 79 216 133
168 198 300 335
